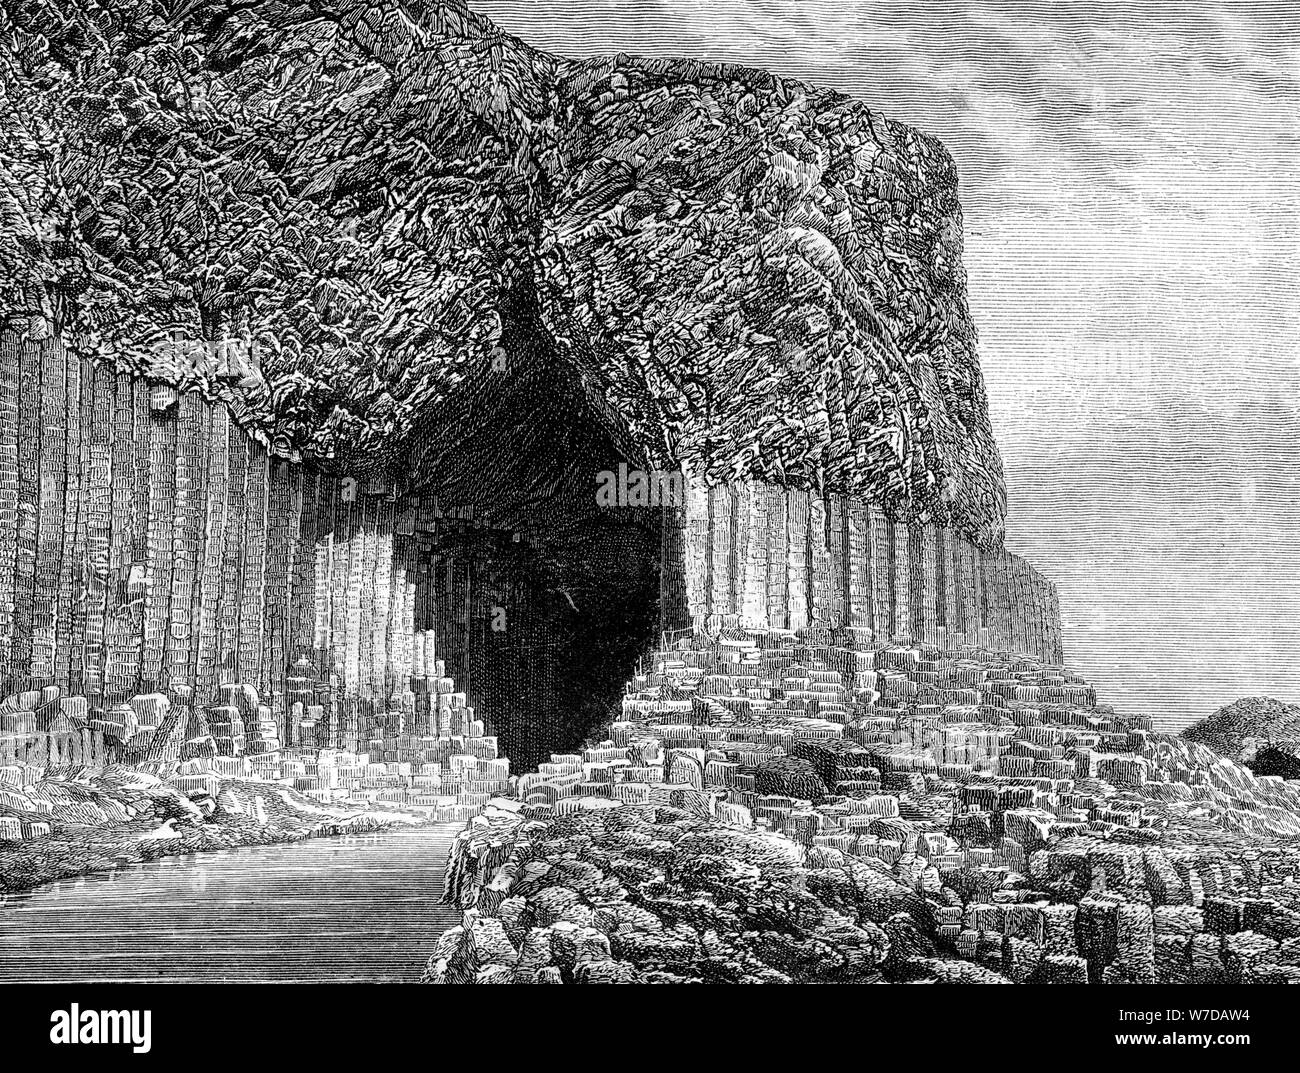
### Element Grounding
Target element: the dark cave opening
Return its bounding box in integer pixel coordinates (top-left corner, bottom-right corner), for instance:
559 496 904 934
415 515 663 775
404 289 675 774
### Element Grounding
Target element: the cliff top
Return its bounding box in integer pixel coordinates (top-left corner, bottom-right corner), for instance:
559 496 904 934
0 0 1007 544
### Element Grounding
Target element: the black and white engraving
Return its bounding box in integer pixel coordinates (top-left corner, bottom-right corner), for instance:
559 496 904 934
0 0 1295 1002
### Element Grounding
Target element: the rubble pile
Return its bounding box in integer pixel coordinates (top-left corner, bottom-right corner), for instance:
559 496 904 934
426 798 899 985
1 670 508 862
217 675 508 824
434 629 1300 984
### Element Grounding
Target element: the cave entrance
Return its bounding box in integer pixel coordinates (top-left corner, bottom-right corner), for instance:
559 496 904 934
403 298 684 774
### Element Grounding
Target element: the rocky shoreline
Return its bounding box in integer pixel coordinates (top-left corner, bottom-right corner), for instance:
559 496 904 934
0 767 428 897
426 798 987 985
423 629 1300 985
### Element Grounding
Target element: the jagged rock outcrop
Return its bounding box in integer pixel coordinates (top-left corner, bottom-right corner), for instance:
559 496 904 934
435 634 1300 985
1183 696 1300 761
1 0 1006 543
429 798 902 984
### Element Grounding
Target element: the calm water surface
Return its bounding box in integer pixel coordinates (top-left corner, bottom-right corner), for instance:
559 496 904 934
0 824 463 983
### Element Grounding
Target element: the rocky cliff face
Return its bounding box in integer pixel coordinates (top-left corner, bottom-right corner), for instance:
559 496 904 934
0 0 1005 544
546 56 1004 543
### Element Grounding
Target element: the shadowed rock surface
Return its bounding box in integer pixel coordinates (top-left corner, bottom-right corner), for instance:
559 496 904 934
1184 696 1300 761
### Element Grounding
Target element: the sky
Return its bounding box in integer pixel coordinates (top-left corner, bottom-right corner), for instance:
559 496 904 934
468 0 1300 729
